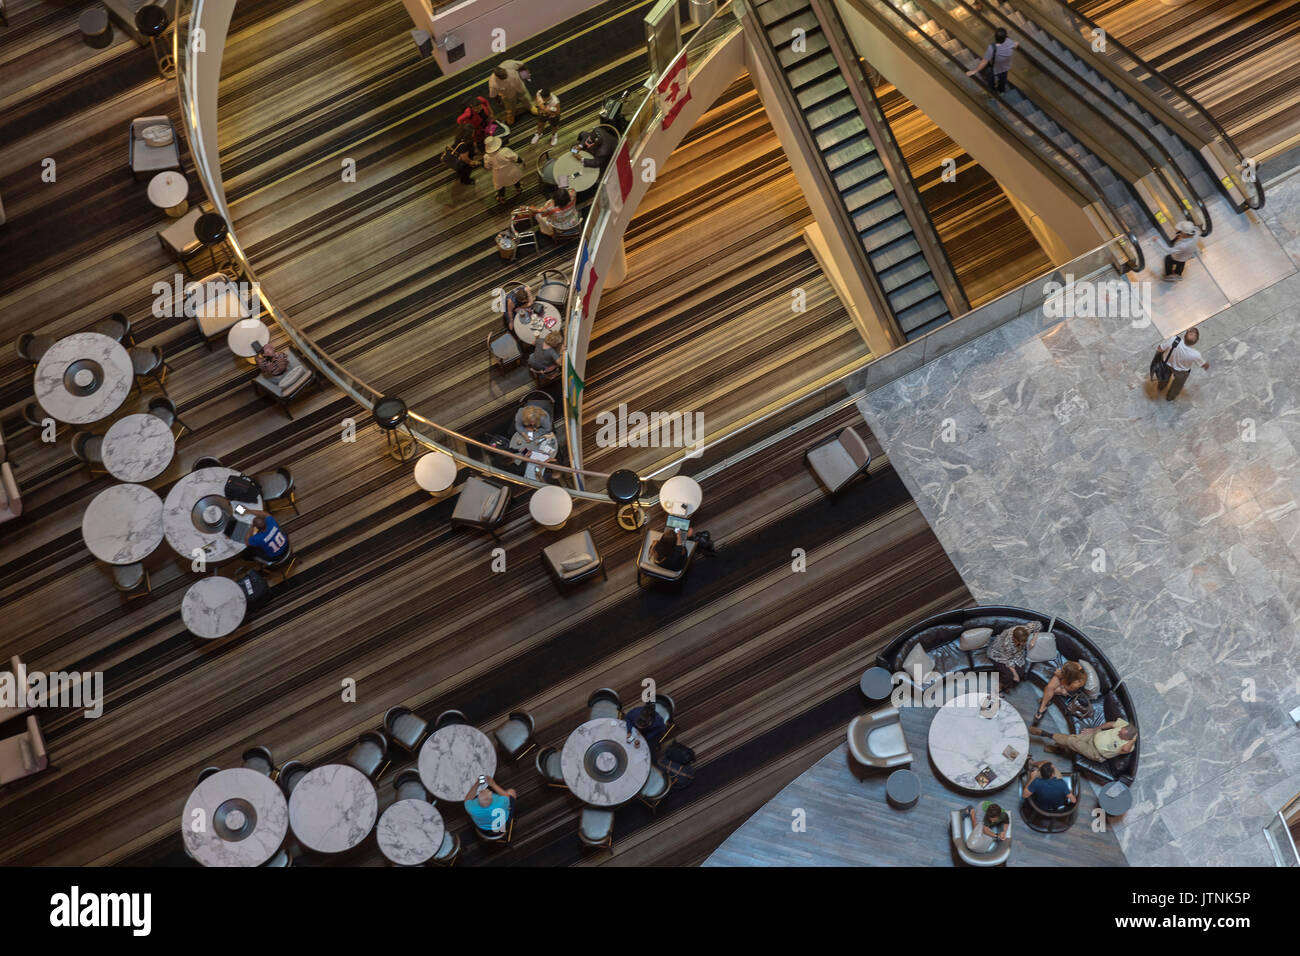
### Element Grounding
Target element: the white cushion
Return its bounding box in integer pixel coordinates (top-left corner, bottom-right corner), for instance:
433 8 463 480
276 364 308 391
559 554 593 571
19 738 36 772
1078 659 1101 697
1026 631 1058 662
959 627 993 650
478 490 502 521
901 643 934 683
141 124 174 147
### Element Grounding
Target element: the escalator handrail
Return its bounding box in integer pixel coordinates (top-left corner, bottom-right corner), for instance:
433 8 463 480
857 0 1141 271
920 0 1205 238
1035 0 1263 210
811 0 970 316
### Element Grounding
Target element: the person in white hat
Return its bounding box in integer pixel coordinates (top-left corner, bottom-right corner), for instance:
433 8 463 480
1162 220 1200 281
481 135 525 203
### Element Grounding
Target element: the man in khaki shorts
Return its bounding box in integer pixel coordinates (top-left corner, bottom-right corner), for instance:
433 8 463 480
1029 717 1137 762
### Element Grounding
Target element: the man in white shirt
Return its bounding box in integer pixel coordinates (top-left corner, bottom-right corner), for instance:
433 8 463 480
1157 328 1208 401
1162 220 1200 280
966 27 1018 94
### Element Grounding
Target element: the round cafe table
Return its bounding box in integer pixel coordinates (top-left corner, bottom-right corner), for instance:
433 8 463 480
927 692 1029 792
288 764 379 854
561 717 652 807
33 332 133 425
182 576 248 639
513 300 563 346
529 485 572 530
81 483 164 565
227 318 271 359
182 768 288 867
376 799 445 866
417 724 497 802
162 467 263 563
101 413 176 482
414 451 458 496
659 475 703 518
147 171 189 217
545 150 598 193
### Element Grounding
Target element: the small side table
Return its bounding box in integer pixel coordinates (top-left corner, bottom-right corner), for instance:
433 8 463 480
148 171 189 217
414 452 457 498
227 319 271 360
80 6 112 48
886 769 920 809
859 666 894 704
1097 780 1132 817
529 485 572 530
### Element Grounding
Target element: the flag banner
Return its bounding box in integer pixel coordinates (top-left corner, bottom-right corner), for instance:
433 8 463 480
656 53 692 131
607 141 634 214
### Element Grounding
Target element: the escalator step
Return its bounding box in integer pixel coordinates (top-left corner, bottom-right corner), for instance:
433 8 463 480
814 114 866 151
859 212 912 251
776 28 828 66
786 53 840 91
895 291 950 333
871 237 924 275
837 168 894 203
844 178 897 215
795 75 846 110
804 94 857 132
877 257 932 295
754 0 812 29
825 138 880 174
888 274 943 313
767 9 819 46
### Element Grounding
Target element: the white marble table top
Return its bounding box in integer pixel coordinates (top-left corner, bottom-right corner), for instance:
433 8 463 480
147 171 188 208
102 413 175 482
417 724 497 801
182 577 248 639
927 692 1029 792
659 475 702 518
288 764 378 853
376 799 445 866
529 485 572 527
34 332 133 425
561 717 652 806
513 300 562 346
182 767 288 867
163 467 262 562
227 318 270 358
414 451 457 492
81 483 164 565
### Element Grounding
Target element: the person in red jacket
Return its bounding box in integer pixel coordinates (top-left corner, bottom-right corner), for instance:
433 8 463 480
456 97 494 155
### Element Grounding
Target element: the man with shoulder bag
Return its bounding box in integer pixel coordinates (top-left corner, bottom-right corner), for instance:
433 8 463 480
1151 328 1208 402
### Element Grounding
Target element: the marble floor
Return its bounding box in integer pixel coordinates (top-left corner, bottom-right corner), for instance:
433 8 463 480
850 173 1300 867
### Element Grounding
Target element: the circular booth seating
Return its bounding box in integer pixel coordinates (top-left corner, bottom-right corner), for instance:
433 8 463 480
875 606 1138 786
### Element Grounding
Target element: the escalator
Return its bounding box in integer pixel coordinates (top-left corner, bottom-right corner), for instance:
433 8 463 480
899 0 1200 242
750 0 962 338
1006 0 1263 212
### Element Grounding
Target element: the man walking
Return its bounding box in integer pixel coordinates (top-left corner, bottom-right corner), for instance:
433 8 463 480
1162 220 1200 280
966 27 1018 94
488 60 531 125
1156 328 1209 401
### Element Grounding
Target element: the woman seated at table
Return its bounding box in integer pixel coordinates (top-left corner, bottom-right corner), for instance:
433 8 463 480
531 185 581 239
514 403 552 443
651 527 695 572
464 775 516 836
503 284 534 329
528 330 563 375
1033 660 1088 723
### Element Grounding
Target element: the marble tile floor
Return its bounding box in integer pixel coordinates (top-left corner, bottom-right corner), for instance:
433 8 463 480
854 174 1300 867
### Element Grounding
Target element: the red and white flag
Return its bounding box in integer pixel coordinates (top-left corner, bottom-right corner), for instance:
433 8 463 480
656 54 692 131
606 141 634 214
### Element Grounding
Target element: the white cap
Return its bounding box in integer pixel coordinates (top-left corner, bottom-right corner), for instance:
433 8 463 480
1175 220 1198 236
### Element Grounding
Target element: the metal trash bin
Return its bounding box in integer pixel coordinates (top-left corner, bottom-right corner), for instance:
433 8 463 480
496 231 518 261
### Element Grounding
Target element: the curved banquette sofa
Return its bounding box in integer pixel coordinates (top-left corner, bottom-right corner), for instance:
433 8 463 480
875 606 1139 786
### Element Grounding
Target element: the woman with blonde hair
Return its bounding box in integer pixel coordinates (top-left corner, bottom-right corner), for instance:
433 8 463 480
1033 660 1089 723
528 330 563 375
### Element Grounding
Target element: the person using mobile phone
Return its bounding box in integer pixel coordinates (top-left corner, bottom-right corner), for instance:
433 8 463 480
464 774 517 836
240 507 290 562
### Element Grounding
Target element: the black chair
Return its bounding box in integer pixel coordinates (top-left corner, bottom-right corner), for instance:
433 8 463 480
192 455 223 471
472 815 513 845
653 693 676 741
93 312 135 346
255 467 298 515
262 847 291 868
493 711 536 761
430 830 460 866
71 432 107 475
194 212 233 276
384 705 430 754
241 746 275 777
129 345 170 396
1020 768 1081 833
637 764 671 810
135 2 176 79
16 333 55 369
587 688 621 720
345 731 390 781
606 468 645 531
578 807 614 849
519 390 555 424
534 269 568 308
21 402 54 434
110 562 151 598
488 329 524 374
434 709 468 731
147 396 192 440
528 363 560 387
393 768 428 803
278 759 308 797
249 546 297 585
197 766 221 785
535 745 565 787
